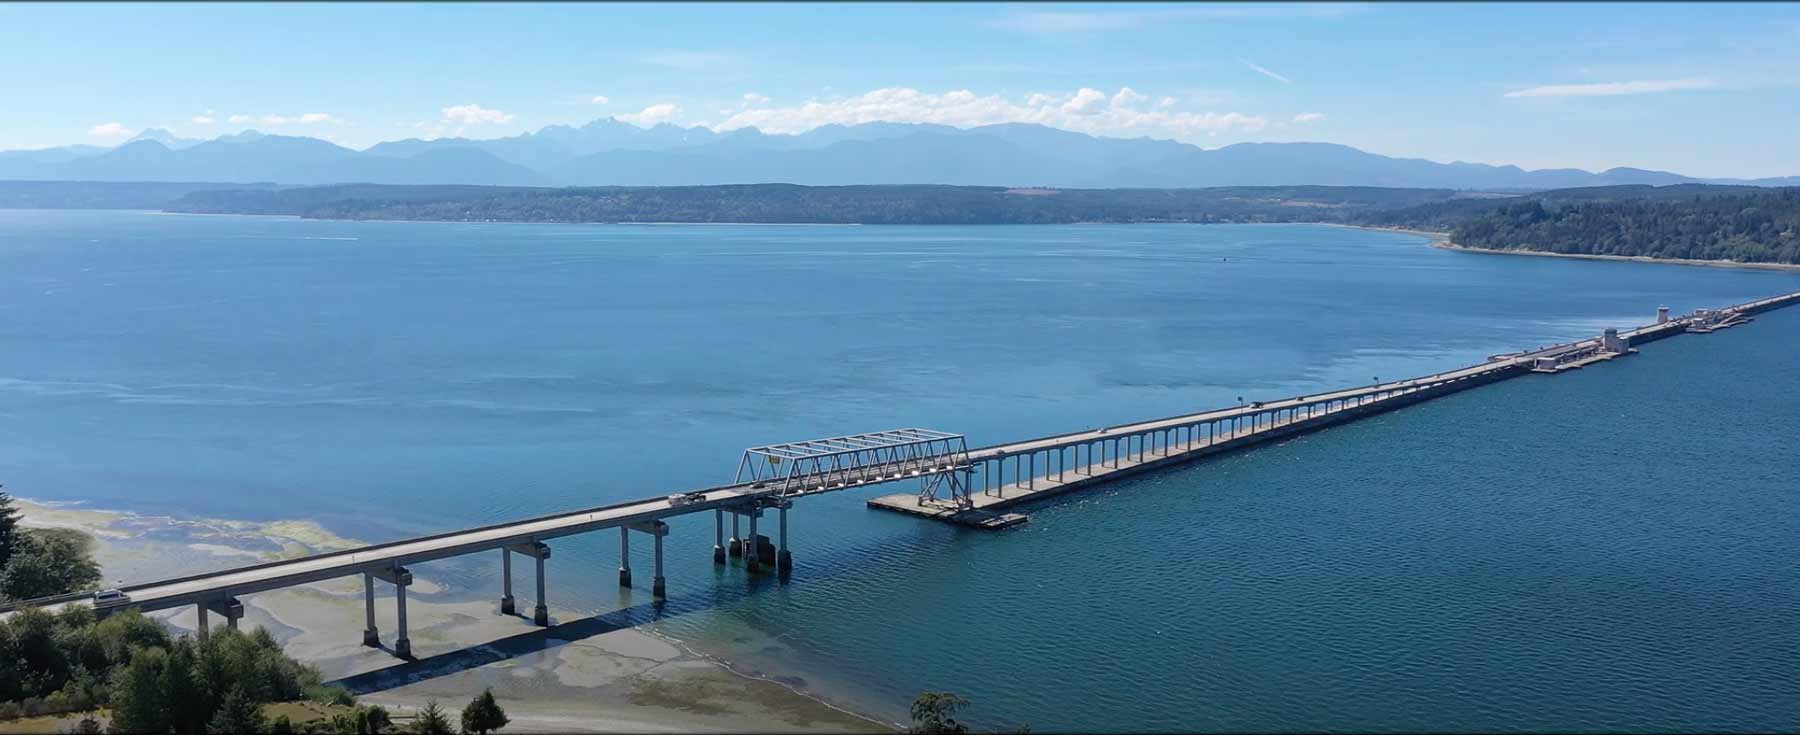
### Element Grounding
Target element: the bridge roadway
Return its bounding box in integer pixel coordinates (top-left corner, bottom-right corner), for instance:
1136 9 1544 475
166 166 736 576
6 290 1797 658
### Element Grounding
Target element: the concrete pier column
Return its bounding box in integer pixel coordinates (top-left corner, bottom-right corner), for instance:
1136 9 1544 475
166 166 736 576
652 528 667 599
500 549 515 615
394 580 411 659
1027 452 1035 489
713 509 726 565
746 509 762 574
533 552 549 626
777 505 792 577
619 527 633 587
195 604 209 643
728 512 742 558
363 573 379 647
205 598 244 633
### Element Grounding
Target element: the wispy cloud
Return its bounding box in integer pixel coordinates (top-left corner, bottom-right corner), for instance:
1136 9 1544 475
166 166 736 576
1292 112 1326 123
992 3 1368 33
711 86 1268 140
1504 77 1717 98
220 112 343 127
441 104 513 126
591 95 610 105
1240 59 1292 84
88 122 133 139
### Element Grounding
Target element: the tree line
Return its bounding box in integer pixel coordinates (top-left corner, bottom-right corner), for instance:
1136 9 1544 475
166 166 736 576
1448 189 1800 264
165 183 1459 225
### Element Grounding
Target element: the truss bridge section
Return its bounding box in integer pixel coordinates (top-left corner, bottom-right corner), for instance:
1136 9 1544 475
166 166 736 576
735 428 973 502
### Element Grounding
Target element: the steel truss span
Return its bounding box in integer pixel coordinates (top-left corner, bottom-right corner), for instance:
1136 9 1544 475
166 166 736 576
735 428 973 503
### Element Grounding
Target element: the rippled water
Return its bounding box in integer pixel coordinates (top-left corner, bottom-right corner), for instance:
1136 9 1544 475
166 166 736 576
2 210 1797 730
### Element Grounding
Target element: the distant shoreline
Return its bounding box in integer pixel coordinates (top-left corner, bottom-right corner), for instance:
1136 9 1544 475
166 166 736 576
1340 224 1800 274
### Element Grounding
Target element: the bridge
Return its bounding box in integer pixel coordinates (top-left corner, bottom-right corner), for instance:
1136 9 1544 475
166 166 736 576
5 290 1797 661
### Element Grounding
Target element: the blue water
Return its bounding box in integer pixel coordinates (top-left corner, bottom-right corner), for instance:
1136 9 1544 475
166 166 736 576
3 209 1798 730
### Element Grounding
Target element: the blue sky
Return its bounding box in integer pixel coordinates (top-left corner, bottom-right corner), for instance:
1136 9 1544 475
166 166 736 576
5 2 1799 177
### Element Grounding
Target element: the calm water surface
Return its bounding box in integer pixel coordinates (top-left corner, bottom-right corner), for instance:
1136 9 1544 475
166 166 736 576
2 210 1797 730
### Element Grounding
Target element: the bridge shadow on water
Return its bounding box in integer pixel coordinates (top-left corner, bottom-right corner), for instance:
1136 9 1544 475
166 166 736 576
328 566 789 696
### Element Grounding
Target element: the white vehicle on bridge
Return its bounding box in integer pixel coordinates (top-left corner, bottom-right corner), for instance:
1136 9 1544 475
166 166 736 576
666 491 706 507
94 589 131 606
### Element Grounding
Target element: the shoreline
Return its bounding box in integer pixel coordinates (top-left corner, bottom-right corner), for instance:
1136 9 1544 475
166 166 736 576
1337 223 1800 273
11 497 893 734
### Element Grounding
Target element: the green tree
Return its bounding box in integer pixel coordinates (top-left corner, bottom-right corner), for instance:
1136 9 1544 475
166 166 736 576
69 713 105 734
0 485 21 571
162 637 209 734
1 529 102 601
207 685 268 735
108 645 169 734
908 691 970 735
268 715 294 735
459 689 507 734
406 700 453 735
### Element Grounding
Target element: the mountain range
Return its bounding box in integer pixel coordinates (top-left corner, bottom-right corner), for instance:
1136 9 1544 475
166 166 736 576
4 118 1796 191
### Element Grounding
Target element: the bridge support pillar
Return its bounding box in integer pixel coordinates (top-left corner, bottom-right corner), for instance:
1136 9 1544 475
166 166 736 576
619 527 632 588
728 512 742 558
746 509 762 574
777 505 792 578
195 604 209 643
204 597 244 634
362 573 379 647
395 583 410 659
713 509 726 565
500 549 515 615
372 565 414 659
533 552 549 626
652 530 666 599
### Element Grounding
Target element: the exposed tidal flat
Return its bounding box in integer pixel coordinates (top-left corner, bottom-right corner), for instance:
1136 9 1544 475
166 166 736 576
3 209 1800 731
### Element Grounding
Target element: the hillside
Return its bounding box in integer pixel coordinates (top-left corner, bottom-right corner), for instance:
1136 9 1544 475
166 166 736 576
1449 188 1800 264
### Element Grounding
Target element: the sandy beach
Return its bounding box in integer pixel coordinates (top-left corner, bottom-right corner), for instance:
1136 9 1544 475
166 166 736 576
14 499 891 734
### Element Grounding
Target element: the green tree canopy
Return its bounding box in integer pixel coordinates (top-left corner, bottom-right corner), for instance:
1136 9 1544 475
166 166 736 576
208 684 269 735
460 688 508 734
909 691 971 735
407 700 454 735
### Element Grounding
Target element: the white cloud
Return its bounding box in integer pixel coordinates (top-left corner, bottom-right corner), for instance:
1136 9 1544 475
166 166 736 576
191 115 216 125
441 104 515 126
711 86 1267 141
1158 97 1177 109
1240 59 1292 84
617 103 682 127
741 92 770 107
88 122 133 139
1111 87 1149 108
1503 77 1717 98
1292 112 1326 123
228 114 254 124
591 95 610 105
1062 88 1108 115
298 112 340 124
